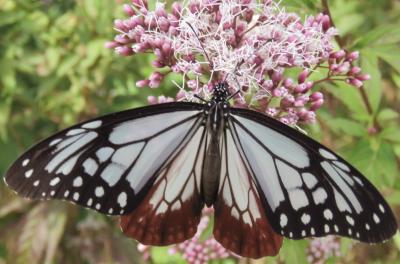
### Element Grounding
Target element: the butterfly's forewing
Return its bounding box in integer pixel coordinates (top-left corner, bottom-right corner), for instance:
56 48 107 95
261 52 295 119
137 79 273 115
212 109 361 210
213 128 283 258
120 124 206 245
229 108 398 243
5 102 204 217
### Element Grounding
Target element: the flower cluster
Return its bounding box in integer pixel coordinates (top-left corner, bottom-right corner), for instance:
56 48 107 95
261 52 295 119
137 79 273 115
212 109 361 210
137 208 236 264
306 236 341 264
106 0 370 126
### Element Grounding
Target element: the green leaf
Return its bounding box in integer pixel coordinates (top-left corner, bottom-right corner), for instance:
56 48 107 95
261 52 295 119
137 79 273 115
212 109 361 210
327 118 366 137
151 247 186 264
353 24 400 49
377 108 399 122
281 240 308 264
373 45 400 73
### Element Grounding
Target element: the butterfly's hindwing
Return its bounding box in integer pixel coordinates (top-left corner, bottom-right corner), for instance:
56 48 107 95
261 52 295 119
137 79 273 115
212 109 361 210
121 124 207 245
229 108 397 243
213 126 283 258
5 102 205 216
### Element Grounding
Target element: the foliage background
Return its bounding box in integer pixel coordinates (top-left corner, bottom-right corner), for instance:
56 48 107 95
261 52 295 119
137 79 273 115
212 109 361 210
0 0 399 263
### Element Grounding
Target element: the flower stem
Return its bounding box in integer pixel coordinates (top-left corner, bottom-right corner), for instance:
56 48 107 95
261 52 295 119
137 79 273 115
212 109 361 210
321 0 379 130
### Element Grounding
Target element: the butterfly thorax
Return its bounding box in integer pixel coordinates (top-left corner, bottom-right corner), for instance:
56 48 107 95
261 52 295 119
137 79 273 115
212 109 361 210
201 83 230 206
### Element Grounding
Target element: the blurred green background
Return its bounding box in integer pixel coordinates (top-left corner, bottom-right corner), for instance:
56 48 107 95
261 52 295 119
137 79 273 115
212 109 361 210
0 0 399 263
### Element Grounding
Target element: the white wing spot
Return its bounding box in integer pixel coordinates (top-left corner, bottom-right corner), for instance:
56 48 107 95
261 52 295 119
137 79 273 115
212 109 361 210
118 192 127 208
301 213 311 225
379 204 385 213
64 190 70 197
323 209 333 220
313 187 328 205
108 208 113 214
155 201 168 215
49 138 62 146
324 224 330 233
96 147 115 163
25 169 33 178
311 228 315 235
66 128 86 136
302 173 318 189
95 203 101 210
120 209 124 214
73 192 80 201
289 189 309 210
373 213 380 224
231 208 240 220
280 214 288 228
22 159 30 167
82 120 102 129
50 177 60 186
301 230 306 237
87 198 93 206
334 225 339 232
348 229 352 235
319 148 337 160
289 232 293 238
42 192 46 197
356 232 360 238
365 223 370 230
171 201 182 211
50 190 55 196
346 215 355 226
95 186 104 197
83 158 98 176
33 180 40 186
243 212 252 226
73 176 83 187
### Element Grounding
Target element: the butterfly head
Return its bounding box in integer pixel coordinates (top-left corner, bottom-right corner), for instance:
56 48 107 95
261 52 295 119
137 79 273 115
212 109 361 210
212 82 229 103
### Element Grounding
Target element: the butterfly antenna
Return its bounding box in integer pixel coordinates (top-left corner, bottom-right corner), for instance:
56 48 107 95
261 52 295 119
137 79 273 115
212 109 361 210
194 94 207 103
185 22 214 70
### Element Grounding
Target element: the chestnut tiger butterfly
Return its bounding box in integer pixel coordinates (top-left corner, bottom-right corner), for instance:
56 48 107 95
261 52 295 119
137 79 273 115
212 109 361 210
4 82 398 258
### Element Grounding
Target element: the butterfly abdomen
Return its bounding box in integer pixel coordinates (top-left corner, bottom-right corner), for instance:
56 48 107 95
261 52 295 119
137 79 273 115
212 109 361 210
201 104 225 206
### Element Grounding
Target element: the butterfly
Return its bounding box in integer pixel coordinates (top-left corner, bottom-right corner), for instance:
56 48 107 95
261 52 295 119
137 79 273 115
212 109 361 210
4 82 398 259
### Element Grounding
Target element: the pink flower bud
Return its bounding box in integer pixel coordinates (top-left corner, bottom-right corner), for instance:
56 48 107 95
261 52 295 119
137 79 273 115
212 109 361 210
158 17 170 32
148 96 157 104
321 15 331 32
272 71 282 83
347 51 359 61
136 79 150 88
123 4 136 16
310 99 324 111
132 0 147 9
336 62 350 74
349 66 362 75
281 95 295 107
357 74 371 81
310 92 323 101
155 4 167 18
104 41 118 49
283 78 294 88
172 2 182 17
115 46 134 56
162 42 171 55
298 69 308 84
347 78 363 88
152 60 164 68
294 83 307 93
114 19 127 32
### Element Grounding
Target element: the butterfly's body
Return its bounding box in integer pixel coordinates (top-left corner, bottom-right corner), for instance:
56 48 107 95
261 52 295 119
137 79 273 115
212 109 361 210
4 82 398 259
202 83 229 206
